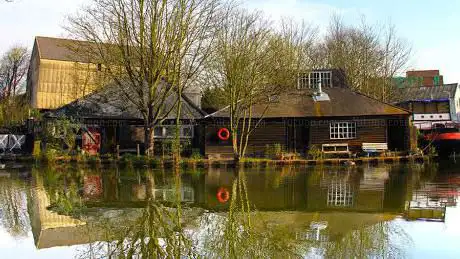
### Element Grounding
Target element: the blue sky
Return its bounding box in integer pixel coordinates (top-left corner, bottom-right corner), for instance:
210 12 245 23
1 0 459 82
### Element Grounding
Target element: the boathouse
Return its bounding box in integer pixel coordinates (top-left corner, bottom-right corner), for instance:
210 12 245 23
392 83 460 130
203 69 412 158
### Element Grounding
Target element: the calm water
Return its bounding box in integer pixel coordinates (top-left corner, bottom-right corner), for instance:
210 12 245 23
0 163 459 258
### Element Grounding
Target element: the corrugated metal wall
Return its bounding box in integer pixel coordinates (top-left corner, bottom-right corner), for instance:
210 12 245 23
34 59 100 109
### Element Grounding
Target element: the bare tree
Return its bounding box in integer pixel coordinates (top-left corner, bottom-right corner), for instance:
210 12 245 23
0 46 29 99
203 9 316 159
321 15 411 102
66 0 221 157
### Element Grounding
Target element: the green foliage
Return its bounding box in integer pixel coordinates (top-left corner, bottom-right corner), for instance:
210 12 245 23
201 86 227 113
40 117 81 155
190 148 203 160
307 145 323 160
265 143 283 159
0 95 33 127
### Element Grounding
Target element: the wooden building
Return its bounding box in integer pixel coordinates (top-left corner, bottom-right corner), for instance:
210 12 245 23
203 69 412 157
26 36 205 155
45 83 205 155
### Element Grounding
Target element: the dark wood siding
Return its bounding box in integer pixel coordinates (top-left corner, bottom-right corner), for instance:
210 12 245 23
309 119 387 152
205 121 287 157
204 116 410 157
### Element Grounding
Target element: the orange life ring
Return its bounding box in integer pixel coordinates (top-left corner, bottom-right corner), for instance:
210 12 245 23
217 187 230 203
217 128 230 141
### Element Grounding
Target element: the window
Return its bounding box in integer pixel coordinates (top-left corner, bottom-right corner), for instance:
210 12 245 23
153 125 194 138
153 127 163 137
327 180 353 207
298 71 332 89
182 126 193 137
165 127 175 137
330 122 356 139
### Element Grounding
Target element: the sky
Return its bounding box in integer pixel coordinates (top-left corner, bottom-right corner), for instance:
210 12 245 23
1 0 459 83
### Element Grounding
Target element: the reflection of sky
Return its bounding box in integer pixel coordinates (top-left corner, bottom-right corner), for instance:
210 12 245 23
0 226 81 259
394 204 460 259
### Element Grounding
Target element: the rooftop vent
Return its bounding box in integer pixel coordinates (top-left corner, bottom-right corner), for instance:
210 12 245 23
313 80 330 102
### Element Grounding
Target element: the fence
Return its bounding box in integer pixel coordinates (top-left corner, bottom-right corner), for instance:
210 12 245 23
0 134 26 153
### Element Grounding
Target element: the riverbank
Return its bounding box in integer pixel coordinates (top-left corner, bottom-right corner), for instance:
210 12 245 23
0 153 432 169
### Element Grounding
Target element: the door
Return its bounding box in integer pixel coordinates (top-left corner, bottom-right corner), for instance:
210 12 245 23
83 128 101 155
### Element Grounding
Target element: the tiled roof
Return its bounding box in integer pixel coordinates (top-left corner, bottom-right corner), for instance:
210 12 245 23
46 83 205 120
208 87 410 118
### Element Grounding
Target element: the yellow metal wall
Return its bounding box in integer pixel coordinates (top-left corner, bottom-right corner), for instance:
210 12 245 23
34 59 101 109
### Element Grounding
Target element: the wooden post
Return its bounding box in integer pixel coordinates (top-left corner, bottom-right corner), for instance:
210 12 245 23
137 144 140 157
116 145 120 159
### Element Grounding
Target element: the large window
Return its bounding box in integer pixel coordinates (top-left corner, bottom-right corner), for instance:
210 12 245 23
327 180 353 207
298 71 332 89
330 122 356 139
153 125 194 138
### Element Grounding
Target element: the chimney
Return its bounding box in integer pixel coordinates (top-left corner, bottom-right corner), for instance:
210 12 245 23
313 76 330 102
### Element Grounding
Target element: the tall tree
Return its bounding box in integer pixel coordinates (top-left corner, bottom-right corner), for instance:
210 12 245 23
321 15 411 102
0 46 29 99
203 9 316 159
66 0 221 156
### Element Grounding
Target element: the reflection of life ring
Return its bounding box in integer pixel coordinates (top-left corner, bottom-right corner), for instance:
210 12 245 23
217 187 230 203
217 128 230 141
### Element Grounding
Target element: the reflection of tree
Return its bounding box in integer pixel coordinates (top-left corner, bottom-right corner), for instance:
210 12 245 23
198 168 413 258
76 169 196 258
199 170 314 258
0 174 30 238
321 221 411 258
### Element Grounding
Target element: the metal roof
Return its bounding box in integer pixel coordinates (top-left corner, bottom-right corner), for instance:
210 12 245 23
393 84 458 103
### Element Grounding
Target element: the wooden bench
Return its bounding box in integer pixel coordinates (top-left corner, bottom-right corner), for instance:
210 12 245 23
362 143 388 156
322 143 350 156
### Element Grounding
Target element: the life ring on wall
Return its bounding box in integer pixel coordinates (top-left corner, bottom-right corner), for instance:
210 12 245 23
217 187 230 203
217 128 230 141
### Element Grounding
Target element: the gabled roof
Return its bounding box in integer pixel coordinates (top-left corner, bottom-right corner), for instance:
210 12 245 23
34 36 94 63
46 84 206 121
393 84 458 103
208 87 410 118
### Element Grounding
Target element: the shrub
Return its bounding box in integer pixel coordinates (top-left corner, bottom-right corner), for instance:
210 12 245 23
190 148 203 160
265 143 283 159
307 145 323 160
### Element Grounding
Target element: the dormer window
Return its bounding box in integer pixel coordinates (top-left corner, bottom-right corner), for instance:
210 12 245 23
298 71 332 89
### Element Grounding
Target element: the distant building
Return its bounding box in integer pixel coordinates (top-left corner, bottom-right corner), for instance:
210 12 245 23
393 84 460 130
394 70 444 88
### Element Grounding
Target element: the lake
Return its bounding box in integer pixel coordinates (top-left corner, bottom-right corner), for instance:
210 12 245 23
0 162 459 258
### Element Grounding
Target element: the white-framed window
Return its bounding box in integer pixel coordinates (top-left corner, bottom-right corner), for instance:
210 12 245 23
153 125 194 138
327 179 353 207
298 71 332 89
330 122 356 139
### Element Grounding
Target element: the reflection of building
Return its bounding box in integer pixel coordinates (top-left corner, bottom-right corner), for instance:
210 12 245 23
84 172 197 206
405 182 458 221
153 186 195 203
28 175 88 249
202 166 405 214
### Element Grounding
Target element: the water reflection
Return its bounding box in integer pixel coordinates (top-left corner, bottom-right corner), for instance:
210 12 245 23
0 162 459 258
0 170 30 238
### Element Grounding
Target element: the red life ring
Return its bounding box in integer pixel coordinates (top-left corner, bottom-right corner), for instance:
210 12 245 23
217 187 230 203
217 128 230 141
